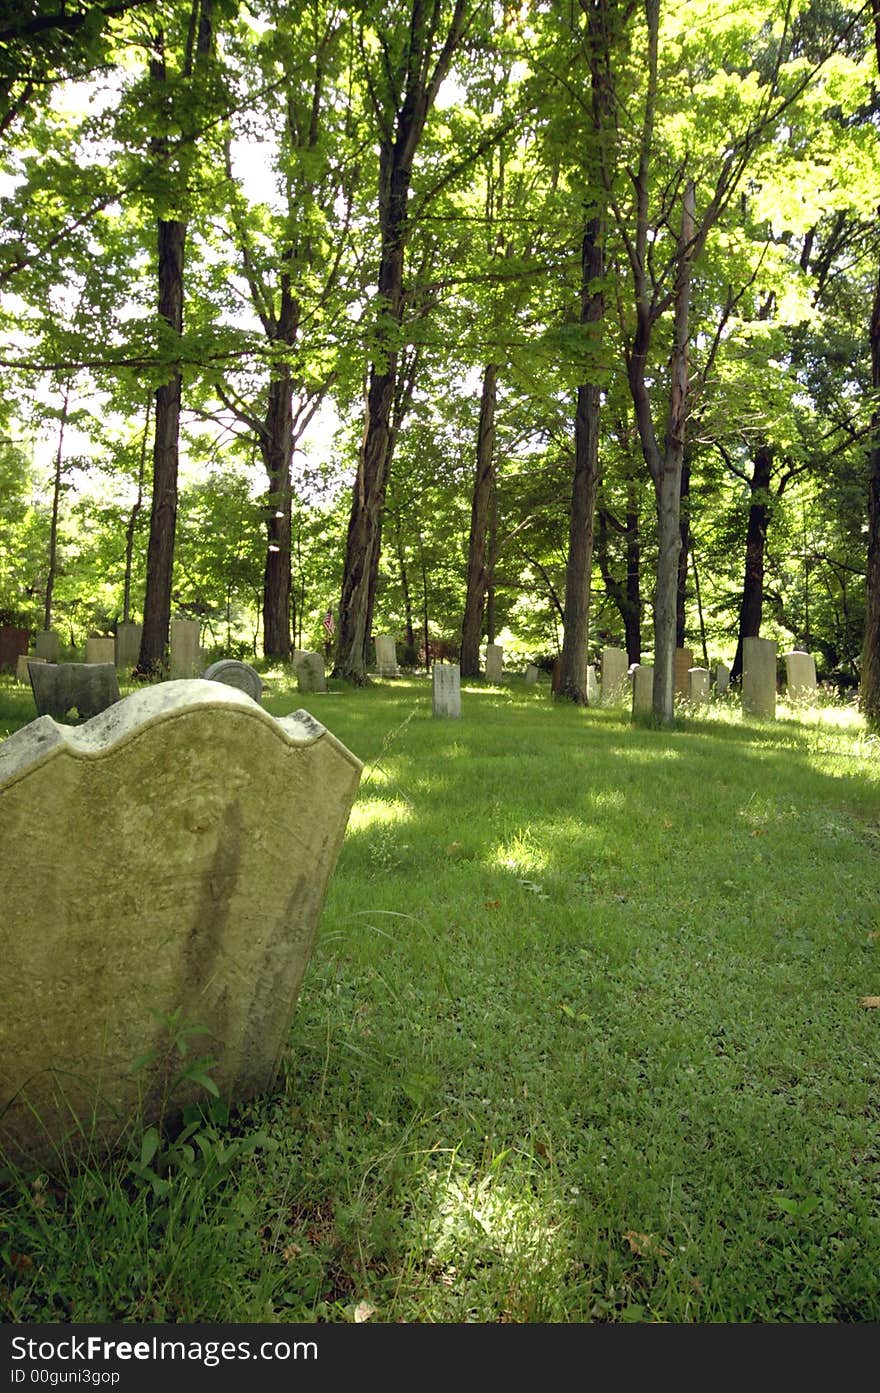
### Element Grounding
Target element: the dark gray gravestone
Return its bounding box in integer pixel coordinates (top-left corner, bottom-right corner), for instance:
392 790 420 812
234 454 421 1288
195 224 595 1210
28 662 121 721
203 658 263 704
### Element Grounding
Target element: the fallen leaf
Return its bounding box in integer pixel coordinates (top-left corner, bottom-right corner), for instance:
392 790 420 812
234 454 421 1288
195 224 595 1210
484 899 501 909
750 828 767 837
353 1300 376 1323
859 996 880 1008
445 842 462 854
868 931 880 941
9 1252 32 1271
623 1230 671 1259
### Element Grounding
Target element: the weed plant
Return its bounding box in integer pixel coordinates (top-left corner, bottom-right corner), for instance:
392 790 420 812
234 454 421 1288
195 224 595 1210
1 674 879 1321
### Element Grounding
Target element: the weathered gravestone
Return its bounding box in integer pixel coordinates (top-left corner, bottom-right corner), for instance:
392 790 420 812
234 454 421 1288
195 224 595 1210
783 650 817 702
169 618 201 678
485 643 504 683
374 635 400 677
0 680 362 1168
674 647 694 697
586 665 600 704
28 662 120 722
715 662 731 695
34 630 60 662
294 651 327 693
688 667 711 706
0 626 30 671
115 622 142 671
432 663 461 718
85 636 115 666
632 664 654 715
601 646 628 705
16 654 45 684
204 658 263 704
742 636 777 718
524 664 539 686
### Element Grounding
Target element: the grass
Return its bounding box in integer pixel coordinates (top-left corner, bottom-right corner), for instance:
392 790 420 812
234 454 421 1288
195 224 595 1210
1 669 879 1322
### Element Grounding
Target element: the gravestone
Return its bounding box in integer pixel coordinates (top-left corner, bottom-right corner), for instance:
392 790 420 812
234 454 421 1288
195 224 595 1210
632 664 654 715
783 650 817 703
85 636 115 666
524 664 539 686
716 662 731 695
115 622 142 671
432 663 461 718
586 665 600 704
29 662 121 722
16 654 45 684
34 630 60 662
204 658 263 704
485 643 504 682
374 635 399 677
0 627 29 672
169 618 201 678
742 636 777 718
294 651 326 693
674 646 694 697
688 667 710 706
601 646 628 704
0 680 362 1168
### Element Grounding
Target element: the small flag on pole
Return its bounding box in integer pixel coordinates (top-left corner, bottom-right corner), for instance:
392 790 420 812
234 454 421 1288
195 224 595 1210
322 610 335 638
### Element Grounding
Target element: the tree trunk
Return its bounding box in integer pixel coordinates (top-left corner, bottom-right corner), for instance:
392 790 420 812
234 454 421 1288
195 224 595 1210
676 453 691 648
730 444 773 684
460 363 497 677
123 396 149 625
624 487 641 664
860 248 880 727
260 370 293 660
44 383 70 632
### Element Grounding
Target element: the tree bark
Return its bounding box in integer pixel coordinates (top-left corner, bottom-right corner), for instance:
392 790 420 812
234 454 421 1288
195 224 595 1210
259 369 294 660
123 397 149 625
43 383 70 633
860 243 880 727
676 453 691 648
730 444 773 684
460 363 497 676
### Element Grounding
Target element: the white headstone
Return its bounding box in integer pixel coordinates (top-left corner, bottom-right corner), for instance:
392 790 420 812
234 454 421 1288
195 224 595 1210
601 646 628 704
632 664 654 715
742 637 777 718
783 650 817 703
688 667 710 706
295 651 327 693
715 662 731 695
524 664 539 686
169 618 201 678
586 665 600 704
485 643 503 683
432 663 461 718
374 634 399 677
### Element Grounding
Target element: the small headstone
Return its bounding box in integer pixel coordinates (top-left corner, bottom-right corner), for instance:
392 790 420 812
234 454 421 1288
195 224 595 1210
688 667 710 706
204 658 263 704
294 651 327 693
16 654 45 684
374 635 399 677
715 662 731 695
742 637 777 718
524 664 539 686
115 622 142 671
674 647 694 697
485 643 503 683
0 626 29 672
586 665 600 704
85 636 115 666
169 618 201 678
783 650 817 703
28 662 121 722
34 630 60 662
632 664 653 715
601 646 628 704
432 663 461 718
0 679 362 1168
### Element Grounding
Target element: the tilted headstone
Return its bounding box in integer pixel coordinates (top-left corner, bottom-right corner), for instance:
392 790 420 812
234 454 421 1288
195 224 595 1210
294 651 327 693
524 664 539 686
16 654 45 684
432 662 461 718
688 667 710 706
632 664 654 715
715 662 731 695
601 646 628 704
485 643 504 683
0 680 362 1168
169 618 201 678
742 636 777 718
374 635 400 677
783 650 817 703
85 636 115 666
0 626 29 672
115 623 142 671
204 658 263 705
34 630 60 662
28 662 120 722
674 647 694 697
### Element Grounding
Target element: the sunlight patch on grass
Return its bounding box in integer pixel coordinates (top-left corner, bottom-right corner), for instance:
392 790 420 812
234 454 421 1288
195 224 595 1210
347 798 414 832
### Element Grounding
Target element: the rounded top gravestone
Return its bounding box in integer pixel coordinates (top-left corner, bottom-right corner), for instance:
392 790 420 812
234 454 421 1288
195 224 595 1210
203 658 263 704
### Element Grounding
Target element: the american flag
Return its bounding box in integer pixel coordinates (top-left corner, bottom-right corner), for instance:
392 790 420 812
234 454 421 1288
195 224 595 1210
322 610 335 638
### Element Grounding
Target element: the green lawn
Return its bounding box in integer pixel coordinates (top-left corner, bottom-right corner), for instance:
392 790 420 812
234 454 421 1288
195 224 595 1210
1 672 879 1322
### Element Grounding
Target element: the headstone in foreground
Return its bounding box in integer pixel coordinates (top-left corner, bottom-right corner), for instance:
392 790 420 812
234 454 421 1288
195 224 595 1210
0 680 362 1168
432 662 461 718
204 658 263 704
169 618 201 678
783 650 817 702
632 663 654 715
742 636 777 718
28 662 120 721
485 643 503 683
115 622 142 672
34 630 60 662
601 646 628 705
294 651 327 693
0 626 29 672
85 636 115 666
688 667 710 706
374 635 399 677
